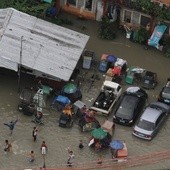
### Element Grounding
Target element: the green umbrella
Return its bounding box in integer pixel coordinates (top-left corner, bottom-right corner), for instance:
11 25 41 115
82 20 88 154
91 128 107 140
63 83 78 94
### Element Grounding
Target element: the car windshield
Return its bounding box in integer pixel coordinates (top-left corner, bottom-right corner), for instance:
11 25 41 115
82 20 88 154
144 79 150 84
116 95 139 119
162 87 170 99
137 119 154 131
145 75 153 81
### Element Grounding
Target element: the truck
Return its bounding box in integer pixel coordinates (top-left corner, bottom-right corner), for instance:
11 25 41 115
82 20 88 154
90 80 122 116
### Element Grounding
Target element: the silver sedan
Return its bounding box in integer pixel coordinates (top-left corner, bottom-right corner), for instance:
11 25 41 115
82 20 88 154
133 102 170 140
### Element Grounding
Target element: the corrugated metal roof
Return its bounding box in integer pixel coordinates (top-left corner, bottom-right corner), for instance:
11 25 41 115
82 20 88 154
0 8 89 81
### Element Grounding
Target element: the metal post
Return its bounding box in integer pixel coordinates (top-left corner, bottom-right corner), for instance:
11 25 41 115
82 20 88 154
18 36 23 93
43 156 46 169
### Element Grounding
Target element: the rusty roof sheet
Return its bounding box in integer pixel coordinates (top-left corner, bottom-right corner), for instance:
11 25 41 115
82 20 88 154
0 8 89 81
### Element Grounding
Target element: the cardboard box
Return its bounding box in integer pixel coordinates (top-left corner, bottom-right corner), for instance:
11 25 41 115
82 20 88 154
101 120 115 136
106 68 113 77
101 54 108 61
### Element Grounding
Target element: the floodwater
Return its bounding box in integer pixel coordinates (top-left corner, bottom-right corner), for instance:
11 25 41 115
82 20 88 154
0 13 170 170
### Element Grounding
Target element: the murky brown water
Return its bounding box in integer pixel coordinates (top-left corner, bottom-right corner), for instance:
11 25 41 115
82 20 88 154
0 14 170 169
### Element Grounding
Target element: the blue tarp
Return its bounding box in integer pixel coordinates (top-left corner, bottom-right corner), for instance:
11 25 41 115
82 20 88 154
148 25 167 49
110 140 124 150
53 95 70 105
106 55 117 63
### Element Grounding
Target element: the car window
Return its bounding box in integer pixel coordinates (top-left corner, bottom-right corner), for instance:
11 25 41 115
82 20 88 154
145 76 153 80
162 87 170 99
116 95 139 119
137 119 154 131
117 85 121 92
155 112 166 126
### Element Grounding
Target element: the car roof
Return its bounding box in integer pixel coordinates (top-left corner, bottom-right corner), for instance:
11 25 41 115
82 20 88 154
103 80 120 89
141 107 161 123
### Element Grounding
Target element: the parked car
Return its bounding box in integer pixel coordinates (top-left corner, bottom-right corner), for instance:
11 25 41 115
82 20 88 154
133 102 170 140
158 78 170 105
141 71 158 89
113 87 147 126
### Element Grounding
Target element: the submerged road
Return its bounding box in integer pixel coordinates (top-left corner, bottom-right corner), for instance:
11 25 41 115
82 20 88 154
0 14 170 170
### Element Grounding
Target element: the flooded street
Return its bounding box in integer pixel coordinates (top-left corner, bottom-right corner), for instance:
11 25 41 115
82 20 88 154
0 14 170 170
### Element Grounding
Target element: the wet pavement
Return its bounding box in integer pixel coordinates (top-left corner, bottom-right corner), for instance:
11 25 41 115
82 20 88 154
0 14 170 170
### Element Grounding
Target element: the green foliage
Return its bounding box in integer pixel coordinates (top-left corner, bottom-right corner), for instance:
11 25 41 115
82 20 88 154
0 0 74 26
132 28 150 44
44 17 73 26
134 0 170 21
99 17 116 40
0 0 50 18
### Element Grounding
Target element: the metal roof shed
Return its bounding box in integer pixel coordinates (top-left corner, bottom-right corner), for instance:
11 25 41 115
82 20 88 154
0 8 89 81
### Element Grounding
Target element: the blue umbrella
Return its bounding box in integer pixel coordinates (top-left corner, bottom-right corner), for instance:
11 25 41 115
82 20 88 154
110 140 124 150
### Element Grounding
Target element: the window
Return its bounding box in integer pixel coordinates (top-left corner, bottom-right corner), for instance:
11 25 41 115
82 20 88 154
132 11 140 24
124 10 132 23
140 15 151 27
85 0 92 11
67 0 76 6
155 113 165 126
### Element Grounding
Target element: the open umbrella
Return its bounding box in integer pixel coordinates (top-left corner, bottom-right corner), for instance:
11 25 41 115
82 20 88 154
63 83 78 94
91 128 107 140
110 140 124 150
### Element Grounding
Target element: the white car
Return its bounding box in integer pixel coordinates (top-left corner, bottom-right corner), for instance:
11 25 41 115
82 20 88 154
133 102 170 140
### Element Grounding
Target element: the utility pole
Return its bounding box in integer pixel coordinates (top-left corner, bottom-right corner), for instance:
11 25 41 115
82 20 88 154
18 36 23 93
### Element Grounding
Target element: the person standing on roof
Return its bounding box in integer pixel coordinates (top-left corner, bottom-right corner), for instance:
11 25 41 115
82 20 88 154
4 118 18 135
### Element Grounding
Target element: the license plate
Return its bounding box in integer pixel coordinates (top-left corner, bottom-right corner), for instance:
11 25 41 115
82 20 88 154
120 119 125 123
138 133 144 137
164 99 170 103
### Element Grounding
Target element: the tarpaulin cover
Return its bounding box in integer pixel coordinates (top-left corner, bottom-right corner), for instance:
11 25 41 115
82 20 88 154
110 140 124 150
53 95 70 105
106 55 117 63
112 66 121 76
91 128 107 139
148 25 167 49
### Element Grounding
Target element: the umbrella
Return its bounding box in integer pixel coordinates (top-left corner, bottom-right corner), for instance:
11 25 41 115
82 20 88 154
110 140 124 150
63 83 78 94
91 128 107 140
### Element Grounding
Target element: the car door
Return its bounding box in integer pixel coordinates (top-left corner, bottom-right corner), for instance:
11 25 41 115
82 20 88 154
153 112 167 137
134 97 144 121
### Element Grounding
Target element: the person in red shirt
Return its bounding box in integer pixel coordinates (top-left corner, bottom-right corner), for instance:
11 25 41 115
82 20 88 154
41 141 48 155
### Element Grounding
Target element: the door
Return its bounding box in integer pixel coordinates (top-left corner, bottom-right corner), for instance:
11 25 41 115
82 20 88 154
96 0 103 21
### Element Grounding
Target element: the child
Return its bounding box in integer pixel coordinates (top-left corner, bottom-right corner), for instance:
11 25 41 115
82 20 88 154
4 140 12 152
28 150 35 162
32 127 38 142
79 140 84 149
97 156 103 164
4 118 18 135
67 149 75 167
